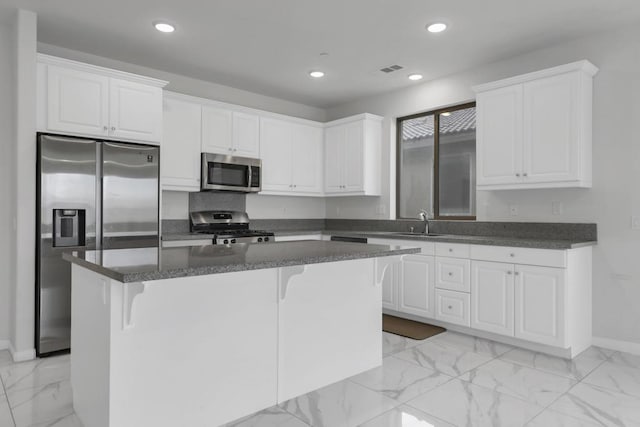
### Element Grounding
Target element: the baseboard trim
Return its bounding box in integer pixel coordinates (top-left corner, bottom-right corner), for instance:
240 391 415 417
593 336 640 356
0 340 9 351
8 342 36 362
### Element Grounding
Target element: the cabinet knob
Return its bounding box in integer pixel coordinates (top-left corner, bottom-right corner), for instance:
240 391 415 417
448 272 453 276
293 185 297 188
233 148 237 152
523 173 528 177
515 272 520 276
516 173 521 177
448 305 453 310
507 271 513 275
510 253 515 257
111 126 116 131
228 148 233 151
103 126 108 131
449 248 453 252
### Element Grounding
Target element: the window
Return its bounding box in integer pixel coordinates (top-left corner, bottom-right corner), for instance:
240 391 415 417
396 102 476 220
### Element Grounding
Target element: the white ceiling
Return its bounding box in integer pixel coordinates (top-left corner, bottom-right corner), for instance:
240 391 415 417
2 0 640 108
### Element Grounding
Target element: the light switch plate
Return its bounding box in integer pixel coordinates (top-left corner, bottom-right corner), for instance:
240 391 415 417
509 205 518 216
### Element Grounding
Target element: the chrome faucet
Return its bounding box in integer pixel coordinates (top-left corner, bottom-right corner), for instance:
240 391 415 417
418 209 431 235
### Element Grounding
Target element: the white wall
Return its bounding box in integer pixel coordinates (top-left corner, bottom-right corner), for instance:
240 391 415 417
0 21 15 347
11 9 37 360
325 25 640 347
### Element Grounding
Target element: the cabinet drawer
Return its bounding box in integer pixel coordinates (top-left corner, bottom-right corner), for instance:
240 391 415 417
435 243 470 259
469 245 566 268
435 289 470 327
435 257 470 292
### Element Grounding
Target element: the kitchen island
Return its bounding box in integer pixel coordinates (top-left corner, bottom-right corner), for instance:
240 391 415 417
63 241 419 427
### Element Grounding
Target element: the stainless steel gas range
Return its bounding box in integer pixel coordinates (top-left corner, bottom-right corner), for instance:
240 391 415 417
189 210 274 244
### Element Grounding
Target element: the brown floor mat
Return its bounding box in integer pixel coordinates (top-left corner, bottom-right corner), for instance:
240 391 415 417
382 314 446 340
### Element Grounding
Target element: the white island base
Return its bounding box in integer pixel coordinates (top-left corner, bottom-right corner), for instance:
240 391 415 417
70 257 386 427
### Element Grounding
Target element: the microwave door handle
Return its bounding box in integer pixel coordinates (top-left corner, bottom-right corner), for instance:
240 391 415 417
247 166 252 189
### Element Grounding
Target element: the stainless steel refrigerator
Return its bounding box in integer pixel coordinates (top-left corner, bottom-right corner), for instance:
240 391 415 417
36 134 160 356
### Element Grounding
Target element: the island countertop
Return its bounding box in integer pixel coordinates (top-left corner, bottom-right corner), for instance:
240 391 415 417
62 240 420 283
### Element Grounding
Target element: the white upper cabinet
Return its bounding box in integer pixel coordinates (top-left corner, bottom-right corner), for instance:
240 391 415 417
162 93 202 192
37 54 167 144
474 60 598 190
260 117 323 196
324 114 382 196
109 78 163 142
201 106 260 158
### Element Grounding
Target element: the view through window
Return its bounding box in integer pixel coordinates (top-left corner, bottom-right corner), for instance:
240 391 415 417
397 103 476 219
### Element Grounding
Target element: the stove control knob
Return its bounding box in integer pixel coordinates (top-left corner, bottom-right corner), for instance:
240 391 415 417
264 237 270 242
258 237 263 242
231 239 236 244
223 239 229 244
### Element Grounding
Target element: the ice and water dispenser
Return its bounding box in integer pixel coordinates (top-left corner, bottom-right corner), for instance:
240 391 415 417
52 209 86 247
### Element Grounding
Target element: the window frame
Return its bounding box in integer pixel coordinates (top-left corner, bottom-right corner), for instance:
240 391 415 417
395 101 477 220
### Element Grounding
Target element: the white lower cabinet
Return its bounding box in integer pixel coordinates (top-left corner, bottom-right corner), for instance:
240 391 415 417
471 261 515 336
398 254 435 318
377 237 590 357
435 289 470 327
377 255 401 311
514 264 566 347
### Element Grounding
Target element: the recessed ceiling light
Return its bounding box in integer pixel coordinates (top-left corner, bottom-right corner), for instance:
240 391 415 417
154 22 175 33
427 22 447 33
309 71 325 78
408 74 423 81
441 112 451 117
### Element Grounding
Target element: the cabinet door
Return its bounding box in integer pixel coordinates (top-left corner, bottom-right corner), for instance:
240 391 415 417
343 121 364 192
514 265 566 347
201 106 233 154
233 112 260 157
291 124 323 194
435 257 471 292
471 261 514 336
109 78 163 143
378 256 400 311
47 65 109 137
161 97 202 191
398 254 435 318
260 118 293 192
324 126 344 193
476 85 523 186
523 73 580 183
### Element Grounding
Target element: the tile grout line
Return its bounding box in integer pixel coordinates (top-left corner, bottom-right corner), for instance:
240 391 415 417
0 374 17 427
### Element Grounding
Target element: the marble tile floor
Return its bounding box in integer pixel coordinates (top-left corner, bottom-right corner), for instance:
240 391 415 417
1 332 639 427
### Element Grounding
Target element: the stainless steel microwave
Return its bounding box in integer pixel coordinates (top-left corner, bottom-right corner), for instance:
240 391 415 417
201 153 261 192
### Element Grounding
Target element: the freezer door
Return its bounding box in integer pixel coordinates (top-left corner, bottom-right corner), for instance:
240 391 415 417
102 142 159 249
37 134 98 355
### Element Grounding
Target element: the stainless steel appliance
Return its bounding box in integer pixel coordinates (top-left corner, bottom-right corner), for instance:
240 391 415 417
36 134 159 356
201 153 261 192
190 210 274 244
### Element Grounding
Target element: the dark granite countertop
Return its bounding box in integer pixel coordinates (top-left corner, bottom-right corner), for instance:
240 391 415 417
321 230 596 249
63 241 419 283
162 230 596 249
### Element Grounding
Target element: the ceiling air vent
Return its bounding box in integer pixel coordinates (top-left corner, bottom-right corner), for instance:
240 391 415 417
380 65 404 73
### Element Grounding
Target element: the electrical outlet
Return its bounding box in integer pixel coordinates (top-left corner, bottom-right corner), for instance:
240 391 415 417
509 205 519 216
632 216 640 230
552 201 563 215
